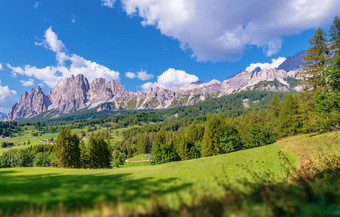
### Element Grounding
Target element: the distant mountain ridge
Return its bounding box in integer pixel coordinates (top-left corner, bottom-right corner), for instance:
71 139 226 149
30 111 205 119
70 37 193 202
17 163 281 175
5 51 305 121
0 112 6 121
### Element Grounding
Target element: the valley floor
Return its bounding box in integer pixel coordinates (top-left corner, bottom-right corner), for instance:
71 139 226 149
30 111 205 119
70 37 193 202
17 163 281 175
0 131 339 216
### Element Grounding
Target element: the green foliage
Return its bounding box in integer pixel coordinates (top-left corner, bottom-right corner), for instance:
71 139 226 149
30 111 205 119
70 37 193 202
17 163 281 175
152 142 179 164
246 124 278 148
270 94 280 119
279 95 301 136
34 152 52 167
329 16 340 54
113 149 125 167
86 135 112 168
0 144 53 168
302 28 328 89
218 124 242 153
201 114 225 157
53 129 81 168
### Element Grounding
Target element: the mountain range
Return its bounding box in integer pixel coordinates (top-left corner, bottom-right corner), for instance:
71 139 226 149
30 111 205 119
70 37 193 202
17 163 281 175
5 51 305 121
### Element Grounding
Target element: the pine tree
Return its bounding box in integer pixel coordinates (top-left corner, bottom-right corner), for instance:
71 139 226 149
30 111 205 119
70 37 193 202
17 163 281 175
87 135 112 168
279 95 301 136
270 94 281 118
329 16 340 55
302 28 329 89
201 114 225 157
326 16 340 91
53 129 81 168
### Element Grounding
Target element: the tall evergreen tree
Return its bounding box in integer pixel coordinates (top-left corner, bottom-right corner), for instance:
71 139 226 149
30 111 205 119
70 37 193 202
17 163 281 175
302 28 329 89
279 95 301 136
326 16 340 91
270 94 281 127
53 129 81 168
329 16 340 54
201 114 225 157
87 135 112 168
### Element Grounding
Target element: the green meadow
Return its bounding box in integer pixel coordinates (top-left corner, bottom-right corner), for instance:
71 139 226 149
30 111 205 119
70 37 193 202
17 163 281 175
0 131 338 216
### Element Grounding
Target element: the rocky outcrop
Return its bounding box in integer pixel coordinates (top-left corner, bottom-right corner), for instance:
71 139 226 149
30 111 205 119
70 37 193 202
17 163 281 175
5 67 304 121
48 74 89 113
5 86 51 121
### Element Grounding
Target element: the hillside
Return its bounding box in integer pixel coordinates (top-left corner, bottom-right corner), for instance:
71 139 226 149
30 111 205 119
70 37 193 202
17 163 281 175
0 131 338 216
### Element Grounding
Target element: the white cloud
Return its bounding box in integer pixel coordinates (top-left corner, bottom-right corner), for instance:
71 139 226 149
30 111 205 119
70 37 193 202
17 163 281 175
141 68 198 90
34 2 40 9
0 63 3 70
102 0 115 8
121 0 340 62
245 57 286 72
20 79 35 87
125 70 154 80
125 72 136 79
8 27 120 88
35 27 65 53
141 82 154 90
137 70 153 81
0 82 17 113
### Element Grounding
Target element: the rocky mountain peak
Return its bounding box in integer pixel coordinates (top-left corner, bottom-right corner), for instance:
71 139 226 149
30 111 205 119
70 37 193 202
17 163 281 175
5 86 51 121
5 51 305 121
48 74 90 113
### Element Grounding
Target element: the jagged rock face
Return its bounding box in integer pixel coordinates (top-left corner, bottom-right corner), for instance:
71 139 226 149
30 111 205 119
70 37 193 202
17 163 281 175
5 65 304 121
48 74 89 113
221 68 299 95
5 86 51 121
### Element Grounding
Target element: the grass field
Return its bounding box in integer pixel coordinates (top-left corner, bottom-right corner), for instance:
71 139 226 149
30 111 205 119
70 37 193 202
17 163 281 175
0 125 129 155
0 131 339 216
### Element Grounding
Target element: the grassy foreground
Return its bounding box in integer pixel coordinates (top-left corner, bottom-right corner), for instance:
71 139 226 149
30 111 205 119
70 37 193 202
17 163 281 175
0 131 339 216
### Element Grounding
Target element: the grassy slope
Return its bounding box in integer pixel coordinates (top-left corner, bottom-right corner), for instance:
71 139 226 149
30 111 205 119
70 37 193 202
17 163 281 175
0 131 339 215
0 125 129 155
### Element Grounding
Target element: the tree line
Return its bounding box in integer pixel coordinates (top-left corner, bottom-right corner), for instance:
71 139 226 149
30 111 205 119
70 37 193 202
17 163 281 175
0 129 117 169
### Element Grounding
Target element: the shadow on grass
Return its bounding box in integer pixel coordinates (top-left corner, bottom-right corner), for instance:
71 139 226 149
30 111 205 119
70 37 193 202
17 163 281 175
0 169 191 215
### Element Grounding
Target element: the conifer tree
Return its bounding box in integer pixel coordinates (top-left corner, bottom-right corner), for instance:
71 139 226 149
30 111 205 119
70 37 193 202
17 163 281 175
87 135 112 168
302 28 329 89
53 129 81 168
270 95 281 118
326 16 340 91
201 114 225 157
279 95 301 136
329 16 340 54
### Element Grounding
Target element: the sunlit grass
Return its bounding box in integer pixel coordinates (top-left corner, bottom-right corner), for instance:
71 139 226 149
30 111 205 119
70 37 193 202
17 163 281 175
0 131 339 216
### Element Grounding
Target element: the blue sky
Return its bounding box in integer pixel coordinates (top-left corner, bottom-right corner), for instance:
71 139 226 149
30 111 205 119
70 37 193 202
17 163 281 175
0 0 339 113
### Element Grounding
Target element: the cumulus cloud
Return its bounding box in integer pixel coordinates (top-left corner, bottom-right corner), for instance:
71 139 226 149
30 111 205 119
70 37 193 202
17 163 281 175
0 81 17 113
0 63 3 70
125 70 154 80
8 27 120 88
125 72 136 79
102 0 115 8
35 27 65 53
121 0 340 62
141 68 198 90
245 57 286 72
137 70 153 81
20 79 35 87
